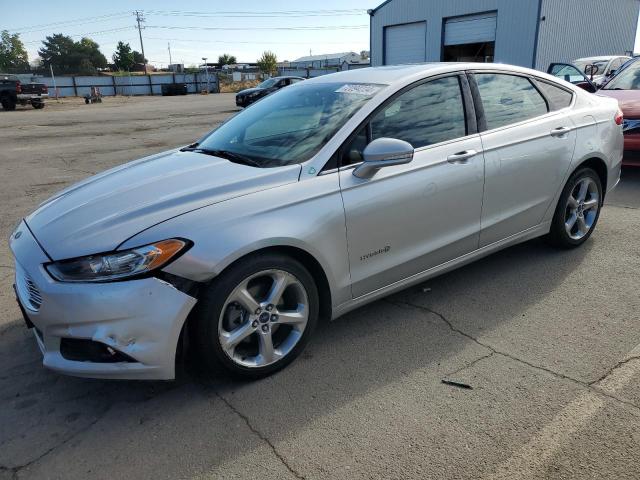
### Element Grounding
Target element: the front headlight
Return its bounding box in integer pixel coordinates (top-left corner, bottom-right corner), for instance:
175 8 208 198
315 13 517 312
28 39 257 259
45 239 190 283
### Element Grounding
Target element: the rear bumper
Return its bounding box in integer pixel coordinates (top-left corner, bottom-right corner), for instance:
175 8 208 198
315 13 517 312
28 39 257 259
9 221 197 380
17 93 48 101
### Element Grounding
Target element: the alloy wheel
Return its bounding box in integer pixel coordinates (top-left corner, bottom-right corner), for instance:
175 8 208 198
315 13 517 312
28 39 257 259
217 269 309 368
564 177 600 241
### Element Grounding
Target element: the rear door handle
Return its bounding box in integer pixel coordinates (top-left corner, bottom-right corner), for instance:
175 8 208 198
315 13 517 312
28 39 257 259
447 150 478 164
550 126 573 137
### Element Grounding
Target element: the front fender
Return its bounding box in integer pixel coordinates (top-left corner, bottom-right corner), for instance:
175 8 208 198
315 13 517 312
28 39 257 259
120 173 352 308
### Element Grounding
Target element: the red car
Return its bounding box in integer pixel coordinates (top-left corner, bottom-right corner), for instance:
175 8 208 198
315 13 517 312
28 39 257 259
597 61 640 167
548 61 639 167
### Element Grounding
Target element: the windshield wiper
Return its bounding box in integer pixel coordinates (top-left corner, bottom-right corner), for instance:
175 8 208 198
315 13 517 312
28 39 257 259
185 147 262 168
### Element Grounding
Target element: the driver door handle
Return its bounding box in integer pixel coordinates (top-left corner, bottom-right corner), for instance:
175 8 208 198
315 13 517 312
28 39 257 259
550 126 573 137
447 150 478 164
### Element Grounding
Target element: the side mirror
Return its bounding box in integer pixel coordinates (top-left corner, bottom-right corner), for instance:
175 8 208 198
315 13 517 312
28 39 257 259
584 64 600 80
353 137 414 179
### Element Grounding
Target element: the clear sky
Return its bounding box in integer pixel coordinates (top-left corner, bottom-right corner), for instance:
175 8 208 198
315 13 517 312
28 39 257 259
3 1 373 68
3 1 640 68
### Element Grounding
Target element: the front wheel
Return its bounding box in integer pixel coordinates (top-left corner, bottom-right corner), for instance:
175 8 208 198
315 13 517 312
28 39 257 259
548 167 602 248
193 253 319 378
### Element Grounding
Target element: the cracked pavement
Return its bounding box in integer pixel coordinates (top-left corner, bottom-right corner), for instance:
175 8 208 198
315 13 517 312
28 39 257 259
1 95 639 479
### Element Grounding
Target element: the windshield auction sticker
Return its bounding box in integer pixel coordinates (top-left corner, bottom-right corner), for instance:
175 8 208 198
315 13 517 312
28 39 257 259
335 84 382 96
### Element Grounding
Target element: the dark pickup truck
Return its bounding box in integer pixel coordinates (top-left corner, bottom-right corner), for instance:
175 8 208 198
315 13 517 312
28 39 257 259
1 74 48 110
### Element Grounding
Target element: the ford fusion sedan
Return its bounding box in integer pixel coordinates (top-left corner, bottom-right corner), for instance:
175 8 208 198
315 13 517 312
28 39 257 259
10 63 622 380
235 76 305 107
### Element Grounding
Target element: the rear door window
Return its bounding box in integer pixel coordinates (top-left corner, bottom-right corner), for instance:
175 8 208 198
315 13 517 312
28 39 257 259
475 74 548 130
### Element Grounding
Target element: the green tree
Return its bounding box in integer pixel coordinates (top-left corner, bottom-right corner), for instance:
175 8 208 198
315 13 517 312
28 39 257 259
38 34 76 73
132 50 147 64
0 30 29 72
112 41 134 71
218 53 237 66
76 37 107 70
257 51 277 76
38 34 107 74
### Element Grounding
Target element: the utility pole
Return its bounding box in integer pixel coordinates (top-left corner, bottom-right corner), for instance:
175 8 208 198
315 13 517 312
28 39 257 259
134 11 147 72
168 42 172 66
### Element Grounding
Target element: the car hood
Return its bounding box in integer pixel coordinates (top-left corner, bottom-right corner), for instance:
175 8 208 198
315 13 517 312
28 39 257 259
26 149 301 260
597 89 640 117
237 87 265 96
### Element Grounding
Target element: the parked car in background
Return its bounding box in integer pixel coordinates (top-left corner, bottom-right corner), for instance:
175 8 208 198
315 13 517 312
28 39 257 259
574 56 631 87
11 63 622 380
597 58 640 166
235 76 305 107
549 60 640 167
0 74 48 110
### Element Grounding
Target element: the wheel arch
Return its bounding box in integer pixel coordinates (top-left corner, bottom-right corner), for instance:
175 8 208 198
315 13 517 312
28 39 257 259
572 156 609 199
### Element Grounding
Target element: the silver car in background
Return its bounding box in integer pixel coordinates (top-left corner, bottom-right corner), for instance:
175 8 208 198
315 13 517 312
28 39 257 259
10 63 623 380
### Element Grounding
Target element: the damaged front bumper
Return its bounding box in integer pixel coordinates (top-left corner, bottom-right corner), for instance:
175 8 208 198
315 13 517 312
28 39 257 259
10 221 197 380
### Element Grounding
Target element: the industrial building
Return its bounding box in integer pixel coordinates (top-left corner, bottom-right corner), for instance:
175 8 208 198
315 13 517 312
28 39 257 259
369 0 639 70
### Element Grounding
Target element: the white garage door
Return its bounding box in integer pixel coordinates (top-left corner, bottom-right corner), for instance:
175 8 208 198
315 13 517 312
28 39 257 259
444 12 497 46
384 22 426 65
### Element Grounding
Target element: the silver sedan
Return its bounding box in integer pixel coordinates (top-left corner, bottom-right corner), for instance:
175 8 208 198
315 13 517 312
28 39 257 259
10 63 623 380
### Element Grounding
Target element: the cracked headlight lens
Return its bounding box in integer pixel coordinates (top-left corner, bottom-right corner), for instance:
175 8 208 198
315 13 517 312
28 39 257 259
45 239 189 282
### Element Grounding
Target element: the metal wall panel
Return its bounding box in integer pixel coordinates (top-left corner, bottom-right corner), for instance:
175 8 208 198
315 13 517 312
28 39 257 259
370 0 541 67
384 21 427 64
444 12 497 46
535 0 640 70
31 73 217 97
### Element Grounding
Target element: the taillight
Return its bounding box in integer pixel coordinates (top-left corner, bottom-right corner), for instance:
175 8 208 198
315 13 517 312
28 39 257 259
43 85 48 93
16 81 21 94
615 108 624 126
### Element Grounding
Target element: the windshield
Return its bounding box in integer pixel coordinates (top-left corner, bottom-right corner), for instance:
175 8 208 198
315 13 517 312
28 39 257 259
574 59 609 76
197 82 383 167
602 61 640 90
257 78 278 88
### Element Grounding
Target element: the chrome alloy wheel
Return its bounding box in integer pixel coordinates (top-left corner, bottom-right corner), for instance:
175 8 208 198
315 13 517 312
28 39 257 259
564 177 600 241
217 269 309 368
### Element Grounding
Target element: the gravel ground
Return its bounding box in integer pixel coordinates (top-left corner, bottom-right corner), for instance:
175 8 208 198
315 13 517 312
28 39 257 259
0 94 639 480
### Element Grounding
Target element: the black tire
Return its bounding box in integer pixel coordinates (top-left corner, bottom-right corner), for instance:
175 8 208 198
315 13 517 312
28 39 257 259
192 252 319 378
548 167 603 248
1 95 16 111
31 101 45 109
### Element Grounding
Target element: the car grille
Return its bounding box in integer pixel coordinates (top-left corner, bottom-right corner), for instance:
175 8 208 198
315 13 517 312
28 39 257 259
16 264 42 311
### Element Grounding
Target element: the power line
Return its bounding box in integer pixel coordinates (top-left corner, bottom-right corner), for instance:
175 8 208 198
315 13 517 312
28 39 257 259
21 27 135 45
9 11 131 34
144 9 366 18
145 36 363 46
145 25 368 31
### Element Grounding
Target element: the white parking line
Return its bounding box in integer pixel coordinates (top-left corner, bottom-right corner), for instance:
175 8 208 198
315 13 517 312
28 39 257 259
487 344 640 479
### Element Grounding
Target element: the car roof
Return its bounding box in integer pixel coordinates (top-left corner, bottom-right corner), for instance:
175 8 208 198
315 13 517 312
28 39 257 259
575 56 626 62
303 62 559 87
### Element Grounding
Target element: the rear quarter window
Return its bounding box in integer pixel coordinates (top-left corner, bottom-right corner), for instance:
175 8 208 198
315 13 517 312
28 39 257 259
535 81 573 111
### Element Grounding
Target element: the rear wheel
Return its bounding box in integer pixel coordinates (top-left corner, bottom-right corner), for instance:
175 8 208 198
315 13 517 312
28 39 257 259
31 101 45 109
1 95 16 111
193 253 319 378
548 167 602 248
